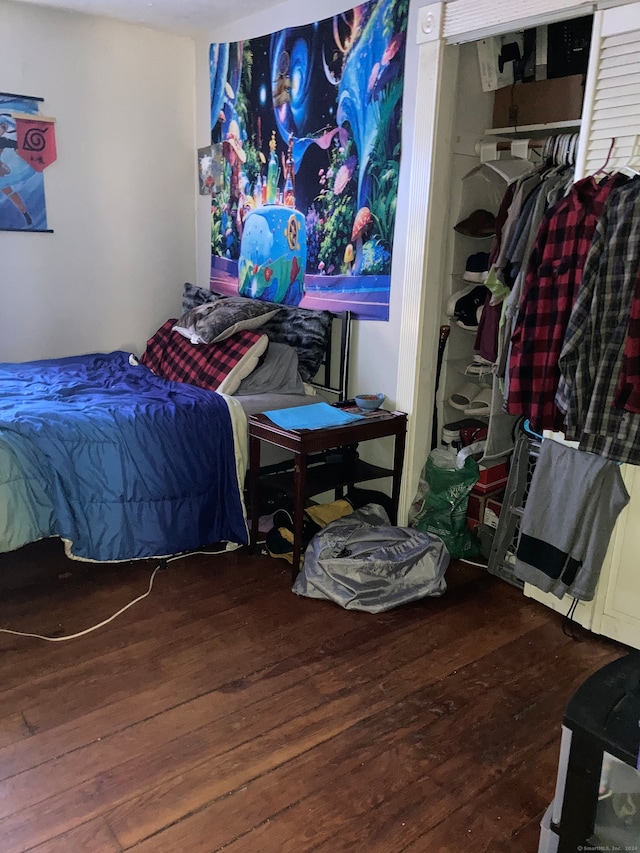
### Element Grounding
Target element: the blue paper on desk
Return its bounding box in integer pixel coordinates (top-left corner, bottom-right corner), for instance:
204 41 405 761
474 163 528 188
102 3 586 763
264 402 363 430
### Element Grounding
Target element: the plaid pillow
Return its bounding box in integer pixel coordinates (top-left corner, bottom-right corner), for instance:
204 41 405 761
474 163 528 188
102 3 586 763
140 320 268 393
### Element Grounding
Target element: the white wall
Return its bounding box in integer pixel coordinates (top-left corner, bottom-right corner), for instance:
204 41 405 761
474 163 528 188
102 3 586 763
193 0 429 423
0 0 196 361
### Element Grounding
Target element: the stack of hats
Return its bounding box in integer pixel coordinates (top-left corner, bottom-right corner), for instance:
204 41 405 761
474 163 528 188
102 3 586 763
446 252 490 331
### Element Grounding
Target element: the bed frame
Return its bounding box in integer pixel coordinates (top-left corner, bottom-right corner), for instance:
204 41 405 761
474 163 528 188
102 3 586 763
245 311 353 492
307 310 352 402
247 309 353 483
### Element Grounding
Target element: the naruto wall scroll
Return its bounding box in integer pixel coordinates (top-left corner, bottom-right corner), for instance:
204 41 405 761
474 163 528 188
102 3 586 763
209 0 408 320
0 92 57 233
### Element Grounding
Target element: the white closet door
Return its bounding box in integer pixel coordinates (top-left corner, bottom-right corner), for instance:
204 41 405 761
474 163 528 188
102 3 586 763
442 0 594 43
575 2 640 177
582 0 640 649
551 0 640 650
595 466 640 648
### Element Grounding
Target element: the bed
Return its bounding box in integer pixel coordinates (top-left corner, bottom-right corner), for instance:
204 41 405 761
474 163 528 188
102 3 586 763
0 284 351 563
174 283 351 469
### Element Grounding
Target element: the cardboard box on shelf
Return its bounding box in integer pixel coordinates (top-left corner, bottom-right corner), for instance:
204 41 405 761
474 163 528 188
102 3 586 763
492 74 585 128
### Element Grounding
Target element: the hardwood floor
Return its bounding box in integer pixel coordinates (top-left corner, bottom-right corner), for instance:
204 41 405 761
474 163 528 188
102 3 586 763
0 539 626 852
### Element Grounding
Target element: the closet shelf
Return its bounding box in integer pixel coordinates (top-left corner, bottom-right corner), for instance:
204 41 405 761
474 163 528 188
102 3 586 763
484 120 581 138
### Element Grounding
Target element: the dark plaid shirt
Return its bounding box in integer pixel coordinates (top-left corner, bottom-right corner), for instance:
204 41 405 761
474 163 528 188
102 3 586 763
557 178 640 464
140 319 264 391
506 176 623 431
614 267 640 413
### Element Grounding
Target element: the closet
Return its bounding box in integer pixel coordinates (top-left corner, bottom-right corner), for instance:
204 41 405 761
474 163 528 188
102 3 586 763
410 0 640 650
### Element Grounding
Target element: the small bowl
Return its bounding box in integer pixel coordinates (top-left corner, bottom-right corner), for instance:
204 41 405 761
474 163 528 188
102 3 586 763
354 393 385 411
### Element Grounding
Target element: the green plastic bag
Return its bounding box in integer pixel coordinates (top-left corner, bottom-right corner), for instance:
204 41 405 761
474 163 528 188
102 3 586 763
413 452 479 559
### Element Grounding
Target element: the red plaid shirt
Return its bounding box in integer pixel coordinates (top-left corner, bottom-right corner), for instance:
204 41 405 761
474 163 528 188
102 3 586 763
506 176 624 431
140 319 264 391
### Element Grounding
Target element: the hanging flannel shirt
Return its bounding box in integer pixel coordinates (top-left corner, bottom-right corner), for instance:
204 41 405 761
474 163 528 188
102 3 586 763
499 171 573 396
475 175 541 363
556 178 640 464
493 174 542 277
506 176 625 432
489 182 517 266
613 267 640 414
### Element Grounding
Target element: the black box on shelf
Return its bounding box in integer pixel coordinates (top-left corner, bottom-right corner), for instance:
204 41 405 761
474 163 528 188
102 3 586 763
547 15 593 79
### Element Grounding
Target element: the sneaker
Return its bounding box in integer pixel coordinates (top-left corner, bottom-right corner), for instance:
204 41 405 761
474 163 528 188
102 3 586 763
443 418 488 447
465 353 493 375
463 252 490 282
471 354 492 366
465 358 492 376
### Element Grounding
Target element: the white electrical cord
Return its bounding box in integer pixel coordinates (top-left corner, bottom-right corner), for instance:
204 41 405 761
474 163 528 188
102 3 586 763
0 542 241 643
460 557 490 568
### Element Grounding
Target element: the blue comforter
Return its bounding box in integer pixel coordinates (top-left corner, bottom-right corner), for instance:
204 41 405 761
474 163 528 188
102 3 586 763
0 351 247 561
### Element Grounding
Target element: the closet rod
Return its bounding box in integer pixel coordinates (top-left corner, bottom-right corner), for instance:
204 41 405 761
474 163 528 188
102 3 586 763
490 139 546 150
474 139 546 157
476 132 579 166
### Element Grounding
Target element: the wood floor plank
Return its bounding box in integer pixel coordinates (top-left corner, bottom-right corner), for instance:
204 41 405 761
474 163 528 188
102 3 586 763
0 559 493 782
0 547 625 853
0 564 469 782
0 594 544 851
401 744 559 853
0 584 319 748
110 603 551 850
26 818 123 853
197 622 613 853
0 605 401 783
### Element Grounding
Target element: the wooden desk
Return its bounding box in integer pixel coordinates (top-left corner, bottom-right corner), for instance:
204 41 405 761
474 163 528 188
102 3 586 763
248 409 407 578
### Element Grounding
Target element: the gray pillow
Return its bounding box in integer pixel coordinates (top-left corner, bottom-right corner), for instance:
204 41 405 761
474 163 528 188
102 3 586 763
179 284 333 381
174 297 279 344
259 307 333 383
182 282 223 313
234 342 305 396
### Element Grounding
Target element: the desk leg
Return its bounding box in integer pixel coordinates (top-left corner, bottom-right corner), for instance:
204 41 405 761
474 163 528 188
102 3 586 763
248 434 261 554
291 452 306 582
390 427 406 525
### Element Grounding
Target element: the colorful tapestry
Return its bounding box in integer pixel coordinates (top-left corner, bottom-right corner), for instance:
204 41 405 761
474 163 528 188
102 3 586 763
209 0 408 320
0 93 54 232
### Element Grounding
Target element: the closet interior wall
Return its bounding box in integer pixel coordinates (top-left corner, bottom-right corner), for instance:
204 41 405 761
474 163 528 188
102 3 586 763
437 42 494 447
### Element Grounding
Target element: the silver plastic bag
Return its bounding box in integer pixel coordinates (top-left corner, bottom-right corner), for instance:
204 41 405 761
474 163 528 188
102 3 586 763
292 503 449 613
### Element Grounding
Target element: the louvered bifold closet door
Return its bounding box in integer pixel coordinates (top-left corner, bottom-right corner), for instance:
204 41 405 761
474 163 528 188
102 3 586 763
441 0 594 43
579 2 640 177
